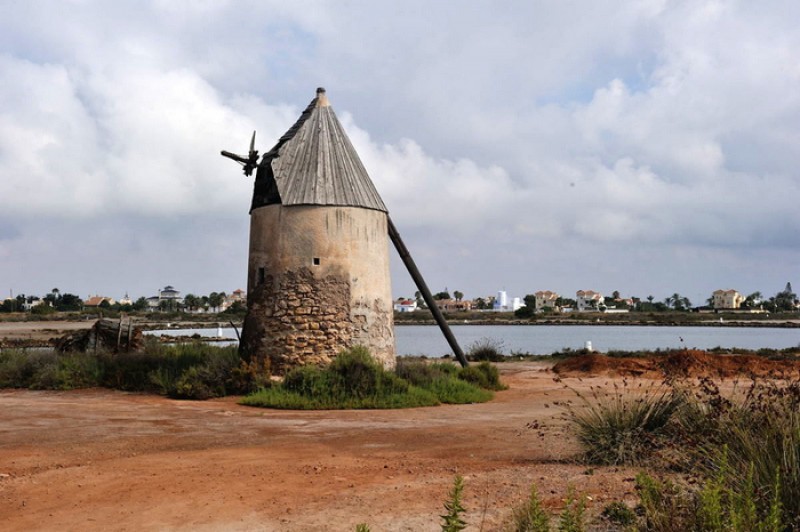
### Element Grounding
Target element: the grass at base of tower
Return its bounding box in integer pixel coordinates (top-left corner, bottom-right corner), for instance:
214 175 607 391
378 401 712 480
240 347 495 409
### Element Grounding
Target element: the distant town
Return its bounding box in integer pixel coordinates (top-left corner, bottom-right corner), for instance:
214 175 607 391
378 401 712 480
394 282 800 315
3 282 798 316
0 286 246 315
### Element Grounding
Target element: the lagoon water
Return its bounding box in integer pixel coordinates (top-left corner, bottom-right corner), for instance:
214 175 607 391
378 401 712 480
150 324 800 357
396 325 800 356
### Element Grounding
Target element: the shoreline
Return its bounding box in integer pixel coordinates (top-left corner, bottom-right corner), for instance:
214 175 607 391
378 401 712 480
394 319 800 328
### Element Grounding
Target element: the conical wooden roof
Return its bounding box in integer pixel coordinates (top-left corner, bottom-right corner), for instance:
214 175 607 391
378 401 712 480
254 88 387 213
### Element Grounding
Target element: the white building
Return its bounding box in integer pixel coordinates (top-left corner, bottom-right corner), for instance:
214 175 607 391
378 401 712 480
493 290 508 311
393 299 418 312
576 290 604 311
712 289 745 310
492 290 522 311
534 290 559 311
147 285 184 310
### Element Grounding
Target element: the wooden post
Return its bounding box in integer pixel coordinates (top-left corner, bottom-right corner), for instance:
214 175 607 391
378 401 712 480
116 316 124 350
127 319 134 350
387 216 468 367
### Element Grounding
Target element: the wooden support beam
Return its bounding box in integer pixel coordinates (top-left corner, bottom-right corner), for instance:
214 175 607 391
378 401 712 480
387 216 468 367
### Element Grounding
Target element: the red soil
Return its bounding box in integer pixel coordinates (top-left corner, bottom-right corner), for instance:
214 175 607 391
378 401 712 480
553 349 800 379
4 349 799 530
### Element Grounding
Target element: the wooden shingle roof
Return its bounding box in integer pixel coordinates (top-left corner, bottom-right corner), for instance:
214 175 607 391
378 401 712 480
252 88 387 213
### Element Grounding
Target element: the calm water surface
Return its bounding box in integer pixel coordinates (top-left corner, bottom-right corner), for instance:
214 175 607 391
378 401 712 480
149 325 800 357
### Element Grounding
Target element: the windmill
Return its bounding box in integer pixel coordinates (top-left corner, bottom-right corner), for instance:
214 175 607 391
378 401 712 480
222 88 466 372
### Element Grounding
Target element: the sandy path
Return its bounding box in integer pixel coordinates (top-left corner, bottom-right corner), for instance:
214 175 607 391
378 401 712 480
0 364 639 531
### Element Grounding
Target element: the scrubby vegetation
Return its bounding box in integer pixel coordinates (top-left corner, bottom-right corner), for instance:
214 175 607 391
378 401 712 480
564 374 800 529
0 341 268 399
0 343 503 408
241 347 497 409
567 380 684 466
466 337 506 362
357 477 590 532
509 484 551 531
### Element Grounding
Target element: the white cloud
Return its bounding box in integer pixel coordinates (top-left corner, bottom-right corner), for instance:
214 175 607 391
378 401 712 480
1 0 799 300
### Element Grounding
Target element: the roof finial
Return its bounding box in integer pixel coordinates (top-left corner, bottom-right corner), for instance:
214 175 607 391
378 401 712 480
316 87 330 107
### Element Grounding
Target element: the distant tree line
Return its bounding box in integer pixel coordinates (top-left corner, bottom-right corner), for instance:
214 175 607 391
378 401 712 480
396 283 798 318
0 288 246 315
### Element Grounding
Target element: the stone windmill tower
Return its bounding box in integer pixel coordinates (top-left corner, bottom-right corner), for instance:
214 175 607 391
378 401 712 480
225 88 395 373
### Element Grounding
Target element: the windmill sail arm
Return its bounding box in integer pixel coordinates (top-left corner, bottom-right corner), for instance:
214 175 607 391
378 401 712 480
221 150 250 165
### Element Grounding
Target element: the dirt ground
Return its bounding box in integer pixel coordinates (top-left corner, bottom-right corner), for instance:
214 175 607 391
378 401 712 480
0 361 646 531
0 320 94 345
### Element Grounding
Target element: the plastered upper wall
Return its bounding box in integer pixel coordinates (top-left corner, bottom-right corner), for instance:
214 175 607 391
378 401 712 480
245 204 395 368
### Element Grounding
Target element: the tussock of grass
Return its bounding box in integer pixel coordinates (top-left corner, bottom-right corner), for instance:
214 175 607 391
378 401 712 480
242 347 496 410
567 381 684 466
466 337 505 362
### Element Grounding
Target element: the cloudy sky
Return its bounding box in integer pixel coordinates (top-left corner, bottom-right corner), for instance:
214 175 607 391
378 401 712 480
1 0 798 305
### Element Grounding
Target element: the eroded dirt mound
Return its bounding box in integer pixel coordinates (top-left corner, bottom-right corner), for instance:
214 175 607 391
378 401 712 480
551 353 657 377
553 350 800 379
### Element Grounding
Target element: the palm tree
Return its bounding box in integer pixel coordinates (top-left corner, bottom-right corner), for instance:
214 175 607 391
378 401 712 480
743 291 763 308
665 293 690 310
208 292 225 312
183 294 199 313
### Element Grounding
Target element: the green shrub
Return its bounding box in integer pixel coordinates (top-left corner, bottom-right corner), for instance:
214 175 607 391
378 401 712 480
633 465 784 532
600 501 635 527
466 338 505 362
440 475 467 531
328 345 411 398
424 376 493 404
0 349 53 387
282 364 330 396
226 359 271 395
510 483 550 531
458 362 507 391
557 486 585 532
29 353 103 390
157 344 259 399
105 352 174 391
395 359 458 387
635 472 696 532
30 304 55 316
173 366 216 400
0 350 103 390
0 342 255 400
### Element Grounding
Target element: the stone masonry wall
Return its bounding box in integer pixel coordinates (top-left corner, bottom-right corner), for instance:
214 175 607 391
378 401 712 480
240 267 355 373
